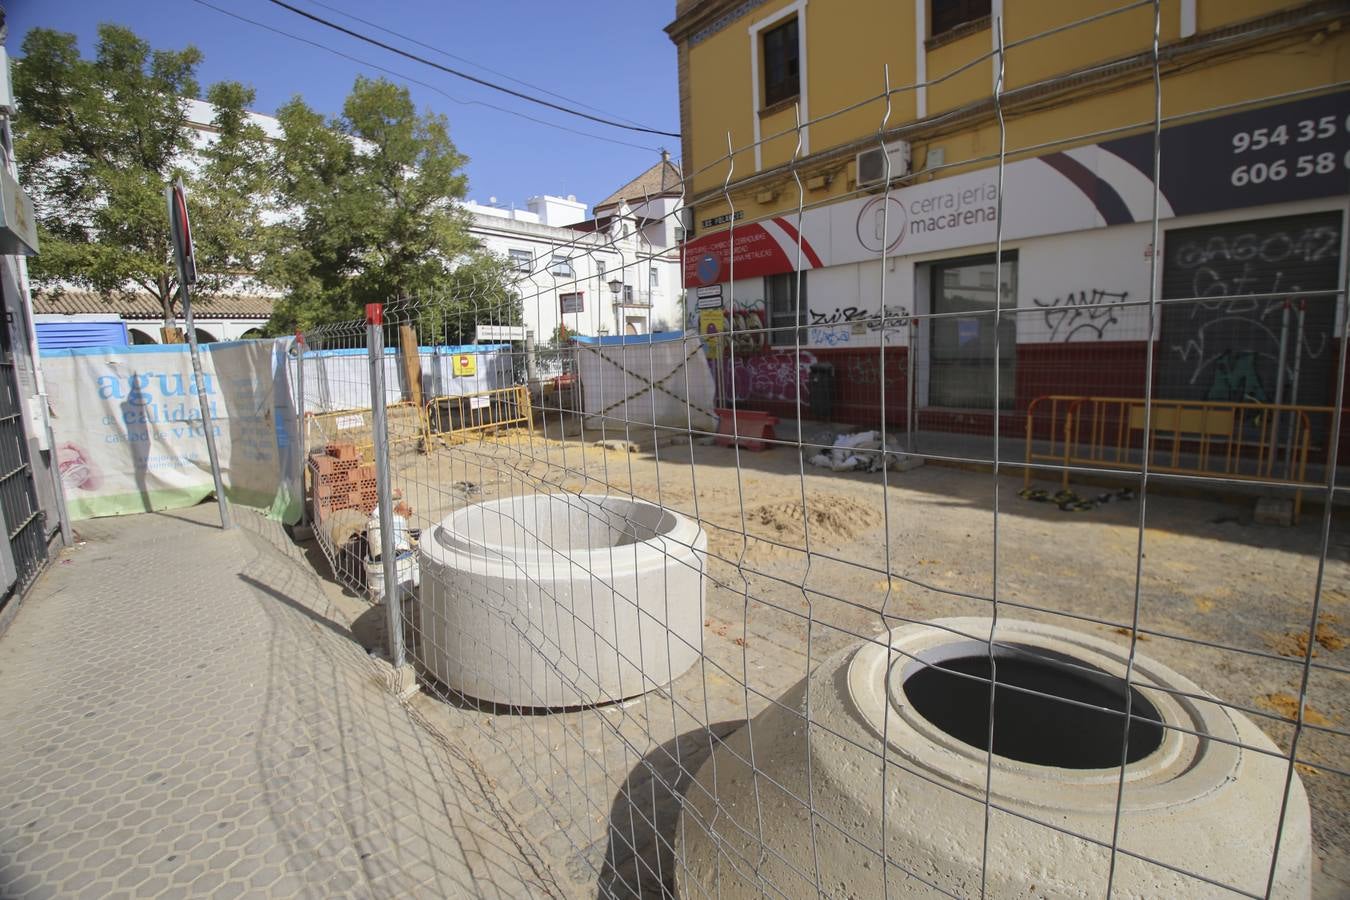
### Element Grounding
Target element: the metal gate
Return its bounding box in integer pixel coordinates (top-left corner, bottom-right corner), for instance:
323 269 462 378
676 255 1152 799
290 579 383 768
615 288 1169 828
0 310 47 598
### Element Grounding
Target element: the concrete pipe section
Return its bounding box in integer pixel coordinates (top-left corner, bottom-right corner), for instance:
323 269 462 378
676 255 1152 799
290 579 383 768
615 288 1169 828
417 492 706 707
676 617 1311 898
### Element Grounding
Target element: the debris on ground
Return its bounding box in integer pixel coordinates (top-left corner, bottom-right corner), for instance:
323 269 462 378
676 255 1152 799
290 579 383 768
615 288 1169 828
751 495 883 543
326 508 370 548
595 439 639 453
1257 692 1332 726
1112 626 1152 641
450 481 483 496
1018 486 1135 512
1269 615 1345 658
807 430 911 472
1316 614 1347 650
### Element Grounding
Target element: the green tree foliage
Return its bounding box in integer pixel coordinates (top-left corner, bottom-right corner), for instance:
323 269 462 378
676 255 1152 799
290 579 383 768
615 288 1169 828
267 76 519 338
12 25 275 326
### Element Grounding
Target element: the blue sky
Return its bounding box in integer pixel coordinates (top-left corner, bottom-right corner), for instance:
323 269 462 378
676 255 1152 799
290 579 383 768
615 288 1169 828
7 0 680 211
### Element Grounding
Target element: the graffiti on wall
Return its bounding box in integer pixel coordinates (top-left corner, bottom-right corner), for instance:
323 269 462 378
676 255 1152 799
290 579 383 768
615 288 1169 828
730 299 768 355
1203 350 1267 402
1160 214 1340 404
1166 298 1329 401
1031 289 1131 341
807 303 910 345
844 354 879 387
688 297 770 355
809 327 851 346
722 351 818 404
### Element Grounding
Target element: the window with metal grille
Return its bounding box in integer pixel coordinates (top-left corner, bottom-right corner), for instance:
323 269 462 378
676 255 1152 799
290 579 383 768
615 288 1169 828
762 18 799 108
509 249 532 271
931 0 990 39
767 272 806 346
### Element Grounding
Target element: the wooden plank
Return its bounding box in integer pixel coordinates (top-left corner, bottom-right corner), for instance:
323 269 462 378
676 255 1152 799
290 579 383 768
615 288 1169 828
398 324 423 409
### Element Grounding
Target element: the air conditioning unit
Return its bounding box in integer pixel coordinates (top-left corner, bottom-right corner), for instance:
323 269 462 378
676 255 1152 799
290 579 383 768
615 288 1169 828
680 206 695 239
855 140 911 189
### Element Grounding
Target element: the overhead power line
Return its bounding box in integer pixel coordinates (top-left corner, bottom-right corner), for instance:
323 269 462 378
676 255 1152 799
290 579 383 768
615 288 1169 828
265 0 681 139
189 0 662 153
305 0 648 129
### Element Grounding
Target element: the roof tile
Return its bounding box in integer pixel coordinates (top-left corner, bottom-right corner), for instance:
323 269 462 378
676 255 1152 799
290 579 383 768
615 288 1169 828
594 160 683 210
32 291 275 320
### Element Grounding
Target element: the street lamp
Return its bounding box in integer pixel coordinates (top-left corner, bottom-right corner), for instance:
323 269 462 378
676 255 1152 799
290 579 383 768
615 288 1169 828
608 278 624 336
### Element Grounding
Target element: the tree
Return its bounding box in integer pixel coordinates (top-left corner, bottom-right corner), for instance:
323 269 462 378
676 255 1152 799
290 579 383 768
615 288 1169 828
265 76 518 338
13 25 275 330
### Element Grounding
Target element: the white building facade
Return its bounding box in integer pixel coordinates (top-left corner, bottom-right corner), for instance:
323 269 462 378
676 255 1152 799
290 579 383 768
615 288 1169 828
465 157 686 343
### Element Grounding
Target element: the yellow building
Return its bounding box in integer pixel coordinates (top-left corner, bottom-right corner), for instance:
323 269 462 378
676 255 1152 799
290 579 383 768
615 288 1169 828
666 0 1350 431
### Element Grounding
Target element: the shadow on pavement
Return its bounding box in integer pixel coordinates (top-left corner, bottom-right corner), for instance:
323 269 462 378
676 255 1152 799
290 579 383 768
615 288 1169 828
599 720 743 900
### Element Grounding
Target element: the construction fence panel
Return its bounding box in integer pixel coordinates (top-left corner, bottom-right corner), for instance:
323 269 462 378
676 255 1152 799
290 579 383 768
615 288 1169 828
296 7 1349 898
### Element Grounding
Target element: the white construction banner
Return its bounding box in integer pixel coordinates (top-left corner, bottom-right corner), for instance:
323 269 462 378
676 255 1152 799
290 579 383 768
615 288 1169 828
295 344 514 412
575 332 717 430
42 339 303 522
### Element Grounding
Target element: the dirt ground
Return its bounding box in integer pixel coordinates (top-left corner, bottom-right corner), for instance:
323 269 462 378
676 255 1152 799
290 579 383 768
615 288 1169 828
351 422 1350 896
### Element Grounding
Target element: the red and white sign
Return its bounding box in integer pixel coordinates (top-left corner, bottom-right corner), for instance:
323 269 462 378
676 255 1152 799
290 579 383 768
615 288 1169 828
683 216 824 287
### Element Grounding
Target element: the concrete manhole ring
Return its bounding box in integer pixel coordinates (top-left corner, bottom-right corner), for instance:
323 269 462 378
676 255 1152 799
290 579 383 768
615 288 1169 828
676 616 1311 898
417 492 706 707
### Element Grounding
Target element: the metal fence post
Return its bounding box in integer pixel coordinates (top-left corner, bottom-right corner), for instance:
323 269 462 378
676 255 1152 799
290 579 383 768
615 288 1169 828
180 284 232 530
366 303 405 667
294 331 309 531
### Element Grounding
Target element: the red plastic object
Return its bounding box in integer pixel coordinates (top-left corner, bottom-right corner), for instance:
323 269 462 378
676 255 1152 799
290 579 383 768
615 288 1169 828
714 407 779 452
364 303 383 325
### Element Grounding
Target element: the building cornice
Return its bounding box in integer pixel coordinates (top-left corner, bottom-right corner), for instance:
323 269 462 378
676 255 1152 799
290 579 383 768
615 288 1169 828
685 0 1350 210
666 0 772 47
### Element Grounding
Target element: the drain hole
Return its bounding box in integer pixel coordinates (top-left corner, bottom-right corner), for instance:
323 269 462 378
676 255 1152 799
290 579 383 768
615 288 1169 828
902 643 1165 768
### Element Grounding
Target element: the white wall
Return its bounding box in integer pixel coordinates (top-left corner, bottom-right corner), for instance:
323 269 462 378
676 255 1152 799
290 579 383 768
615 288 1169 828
1017 223 1154 344
527 195 588 227
124 319 268 344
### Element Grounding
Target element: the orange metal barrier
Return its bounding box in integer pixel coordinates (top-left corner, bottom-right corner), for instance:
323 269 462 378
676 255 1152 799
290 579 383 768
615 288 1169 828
1024 395 1332 520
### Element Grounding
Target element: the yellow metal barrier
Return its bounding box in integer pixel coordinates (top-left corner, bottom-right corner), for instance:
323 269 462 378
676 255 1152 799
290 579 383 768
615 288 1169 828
424 385 532 444
304 387 531 460
1024 395 1330 519
306 400 428 459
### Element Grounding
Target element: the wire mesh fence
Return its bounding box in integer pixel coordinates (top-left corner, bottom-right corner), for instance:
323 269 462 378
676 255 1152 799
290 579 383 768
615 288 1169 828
297 4 1348 895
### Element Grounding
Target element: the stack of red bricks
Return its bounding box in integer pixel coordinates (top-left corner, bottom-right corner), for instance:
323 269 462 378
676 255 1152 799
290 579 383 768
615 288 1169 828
308 442 379 518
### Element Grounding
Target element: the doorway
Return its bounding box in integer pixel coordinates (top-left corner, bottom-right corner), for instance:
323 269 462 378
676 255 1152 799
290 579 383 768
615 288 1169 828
928 252 1018 410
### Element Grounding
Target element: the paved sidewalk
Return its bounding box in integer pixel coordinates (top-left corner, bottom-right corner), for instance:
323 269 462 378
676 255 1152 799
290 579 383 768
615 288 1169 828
0 505 566 899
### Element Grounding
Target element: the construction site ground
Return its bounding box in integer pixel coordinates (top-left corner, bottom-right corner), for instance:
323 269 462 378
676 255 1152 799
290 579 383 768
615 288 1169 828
333 423 1350 898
